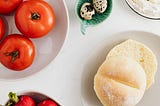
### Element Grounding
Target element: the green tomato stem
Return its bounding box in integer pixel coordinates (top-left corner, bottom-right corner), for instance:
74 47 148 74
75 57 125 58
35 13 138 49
31 12 40 20
5 92 19 106
5 51 19 63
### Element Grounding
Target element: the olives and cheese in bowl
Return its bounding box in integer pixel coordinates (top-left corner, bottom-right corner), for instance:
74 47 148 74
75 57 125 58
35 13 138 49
76 0 112 35
126 0 160 19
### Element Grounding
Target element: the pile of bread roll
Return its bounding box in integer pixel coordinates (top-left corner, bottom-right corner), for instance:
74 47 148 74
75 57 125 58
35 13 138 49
94 39 157 106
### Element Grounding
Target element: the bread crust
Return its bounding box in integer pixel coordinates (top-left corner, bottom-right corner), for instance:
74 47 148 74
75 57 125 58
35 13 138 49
106 39 157 89
94 56 146 106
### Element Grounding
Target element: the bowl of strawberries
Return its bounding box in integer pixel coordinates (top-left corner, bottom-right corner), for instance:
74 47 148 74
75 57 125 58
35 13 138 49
4 91 60 106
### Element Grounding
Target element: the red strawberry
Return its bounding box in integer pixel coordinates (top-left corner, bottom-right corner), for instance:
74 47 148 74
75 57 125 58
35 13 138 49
15 95 35 106
38 100 57 106
6 92 35 106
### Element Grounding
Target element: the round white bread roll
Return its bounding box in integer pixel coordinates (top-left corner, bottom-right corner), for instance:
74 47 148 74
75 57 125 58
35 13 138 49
94 56 146 106
106 39 157 89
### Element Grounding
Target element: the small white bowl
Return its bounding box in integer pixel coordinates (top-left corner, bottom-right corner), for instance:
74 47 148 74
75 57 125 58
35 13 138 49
0 0 69 80
125 0 160 20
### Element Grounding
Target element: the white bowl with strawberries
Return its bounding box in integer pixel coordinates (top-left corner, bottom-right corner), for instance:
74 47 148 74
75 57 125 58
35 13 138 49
4 91 60 106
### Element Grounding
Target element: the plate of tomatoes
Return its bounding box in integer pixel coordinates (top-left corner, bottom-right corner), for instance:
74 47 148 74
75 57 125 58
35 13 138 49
0 0 69 80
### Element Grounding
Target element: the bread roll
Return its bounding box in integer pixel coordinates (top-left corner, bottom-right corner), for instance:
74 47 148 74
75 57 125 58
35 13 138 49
94 56 146 106
106 39 157 89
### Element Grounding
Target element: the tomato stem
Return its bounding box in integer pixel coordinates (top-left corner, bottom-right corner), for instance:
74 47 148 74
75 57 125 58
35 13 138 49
5 51 19 63
6 92 19 106
31 12 40 20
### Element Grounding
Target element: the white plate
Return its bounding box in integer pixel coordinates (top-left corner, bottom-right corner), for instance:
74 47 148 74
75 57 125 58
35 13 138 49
125 0 160 19
81 31 160 106
0 0 69 80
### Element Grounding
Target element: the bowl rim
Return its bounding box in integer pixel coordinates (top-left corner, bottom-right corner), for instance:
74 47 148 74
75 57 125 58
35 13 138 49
125 0 160 20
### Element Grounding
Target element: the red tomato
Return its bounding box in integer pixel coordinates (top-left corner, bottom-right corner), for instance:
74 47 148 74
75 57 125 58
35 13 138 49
0 17 4 40
15 0 55 38
38 100 57 106
0 34 35 71
0 0 23 14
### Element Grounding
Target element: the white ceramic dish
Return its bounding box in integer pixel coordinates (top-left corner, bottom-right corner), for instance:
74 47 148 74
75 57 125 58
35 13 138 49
0 0 69 80
125 0 160 19
81 31 160 106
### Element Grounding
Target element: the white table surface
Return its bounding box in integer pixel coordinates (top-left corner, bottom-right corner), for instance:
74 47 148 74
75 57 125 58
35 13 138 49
1 0 160 105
